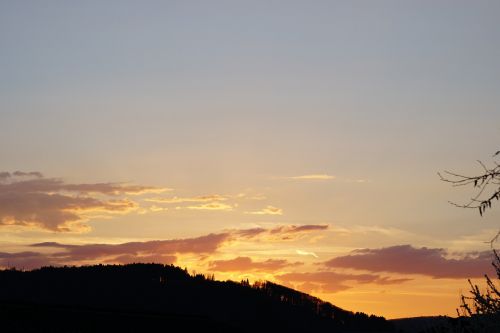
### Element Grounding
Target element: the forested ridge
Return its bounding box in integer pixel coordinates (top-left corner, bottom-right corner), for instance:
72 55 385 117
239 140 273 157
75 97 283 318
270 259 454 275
0 263 393 332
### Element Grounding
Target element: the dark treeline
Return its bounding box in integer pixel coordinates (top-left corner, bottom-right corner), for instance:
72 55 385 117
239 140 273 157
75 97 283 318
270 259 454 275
0 263 394 332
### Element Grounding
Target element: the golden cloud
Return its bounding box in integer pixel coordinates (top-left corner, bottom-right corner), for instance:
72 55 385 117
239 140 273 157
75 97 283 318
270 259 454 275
231 224 329 242
208 256 302 272
145 194 228 204
245 205 283 215
185 202 234 211
0 172 165 232
296 249 318 258
277 271 412 293
0 225 330 269
18 232 232 269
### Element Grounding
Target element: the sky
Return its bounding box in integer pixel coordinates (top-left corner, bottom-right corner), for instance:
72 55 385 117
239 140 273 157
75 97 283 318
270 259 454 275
1 0 500 319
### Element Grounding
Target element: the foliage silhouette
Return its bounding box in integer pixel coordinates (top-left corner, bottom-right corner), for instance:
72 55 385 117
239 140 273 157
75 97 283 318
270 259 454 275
0 263 394 332
438 149 500 332
439 151 500 218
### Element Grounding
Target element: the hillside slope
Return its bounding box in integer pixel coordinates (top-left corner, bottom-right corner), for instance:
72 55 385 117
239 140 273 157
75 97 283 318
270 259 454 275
0 263 394 332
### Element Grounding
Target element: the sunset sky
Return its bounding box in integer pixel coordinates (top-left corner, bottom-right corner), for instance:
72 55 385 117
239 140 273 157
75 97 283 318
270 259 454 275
1 1 500 319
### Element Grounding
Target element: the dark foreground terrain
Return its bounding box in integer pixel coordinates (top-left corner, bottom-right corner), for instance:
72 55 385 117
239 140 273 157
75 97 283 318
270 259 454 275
0 263 394 332
391 314 500 333
391 317 452 333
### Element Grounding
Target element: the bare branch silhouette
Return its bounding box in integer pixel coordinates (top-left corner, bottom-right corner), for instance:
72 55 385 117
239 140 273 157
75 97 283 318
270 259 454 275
439 155 500 216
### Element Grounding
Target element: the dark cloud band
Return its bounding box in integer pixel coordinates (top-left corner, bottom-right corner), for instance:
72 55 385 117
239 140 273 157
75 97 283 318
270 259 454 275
323 245 494 279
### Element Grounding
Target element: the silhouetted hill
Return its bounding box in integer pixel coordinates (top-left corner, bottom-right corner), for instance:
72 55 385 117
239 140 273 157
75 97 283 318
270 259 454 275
0 263 394 332
391 314 500 333
390 316 451 333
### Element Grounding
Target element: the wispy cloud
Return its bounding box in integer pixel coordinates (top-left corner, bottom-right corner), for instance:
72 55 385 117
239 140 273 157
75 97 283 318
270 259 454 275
0 251 57 269
145 195 228 204
277 271 411 293
329 225 409 237
0 172 167 232
235 193 267 200
274 225 328 234
208 256 302 272
185 202 234 211
1 171 43 179
232 224 329 241
0 174 167 196
296 249 318 258
245 205 283 215
148 205 168 212
105 254 176 265
22 232 231 268
323 245 495 279
344 179 368 183
288 174 335 180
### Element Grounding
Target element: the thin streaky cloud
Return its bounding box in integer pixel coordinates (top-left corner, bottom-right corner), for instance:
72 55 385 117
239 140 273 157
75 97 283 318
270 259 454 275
12 171 44 178
296 249 318 258
208 256 302 272
245 205 283 215
231 224 328 241
288 174 335 180
145 194 228 204
277 271 412 294
185 202 234 211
